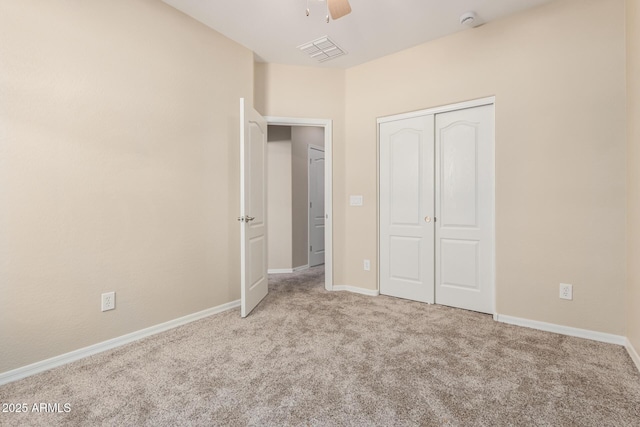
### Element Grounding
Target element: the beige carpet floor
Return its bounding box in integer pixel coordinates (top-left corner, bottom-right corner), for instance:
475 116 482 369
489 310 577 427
1 266 639 426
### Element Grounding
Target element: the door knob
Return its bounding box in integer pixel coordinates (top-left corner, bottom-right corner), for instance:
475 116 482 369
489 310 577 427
237 215 256 223
425 216 431 223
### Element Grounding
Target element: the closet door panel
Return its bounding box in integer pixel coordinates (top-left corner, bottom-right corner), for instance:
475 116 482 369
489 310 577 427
379 115 435 303
435 105 494 314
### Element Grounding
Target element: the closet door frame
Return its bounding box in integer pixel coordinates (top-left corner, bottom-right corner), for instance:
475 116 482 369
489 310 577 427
377 96 496 314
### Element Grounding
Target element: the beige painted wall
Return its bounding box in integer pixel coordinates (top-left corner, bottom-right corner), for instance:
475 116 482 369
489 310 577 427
2 0 633 377
344 0 627 334
265 125 324 271
291 126 325 268
267 126 293 270
254 63 346 281
627 0 640 356
0 0 253 373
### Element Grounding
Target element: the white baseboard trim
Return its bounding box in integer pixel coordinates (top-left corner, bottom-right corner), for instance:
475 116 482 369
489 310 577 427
0 299 241 386
626 338 640 372
495 314 626 346
268 265 309 274
268 268 294 274
332 285 379 297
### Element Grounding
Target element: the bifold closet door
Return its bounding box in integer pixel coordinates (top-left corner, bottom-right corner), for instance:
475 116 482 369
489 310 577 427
435 105 494 314
379 115 435 303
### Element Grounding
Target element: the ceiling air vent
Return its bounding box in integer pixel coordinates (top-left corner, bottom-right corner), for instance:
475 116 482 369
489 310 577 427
298 36 346 62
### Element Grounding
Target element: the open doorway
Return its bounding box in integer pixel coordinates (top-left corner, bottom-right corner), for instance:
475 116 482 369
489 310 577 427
264 117 333 291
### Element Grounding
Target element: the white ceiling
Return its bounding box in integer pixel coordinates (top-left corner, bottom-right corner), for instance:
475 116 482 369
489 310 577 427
162 0 556 69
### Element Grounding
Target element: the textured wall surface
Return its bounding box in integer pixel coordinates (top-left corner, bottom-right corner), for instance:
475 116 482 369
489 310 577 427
343 0 627 334
0 0 253 373
254 63 346 283
291 126 325 269
1 0 634 377
267 126 293 270
627 0 640 358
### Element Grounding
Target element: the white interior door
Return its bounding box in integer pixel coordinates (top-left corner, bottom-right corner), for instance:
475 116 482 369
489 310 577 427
379 115 435 303
435 105 494 314
308 146 325 267
240 98 268 317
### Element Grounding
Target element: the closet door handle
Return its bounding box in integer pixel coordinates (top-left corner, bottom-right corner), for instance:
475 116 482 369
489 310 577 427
425 216 431 223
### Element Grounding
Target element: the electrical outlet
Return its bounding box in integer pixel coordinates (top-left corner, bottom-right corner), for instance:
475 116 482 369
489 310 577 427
101 292 115 311
364 259 371 271
559 283 572 300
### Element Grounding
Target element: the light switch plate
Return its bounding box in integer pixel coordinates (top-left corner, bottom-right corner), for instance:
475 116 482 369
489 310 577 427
350 195 363 206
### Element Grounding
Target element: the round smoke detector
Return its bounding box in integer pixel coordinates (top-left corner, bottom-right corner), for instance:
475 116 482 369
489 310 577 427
460 11 478 27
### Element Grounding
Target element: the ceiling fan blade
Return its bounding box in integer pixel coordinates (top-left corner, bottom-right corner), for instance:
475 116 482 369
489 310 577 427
328 0 351 20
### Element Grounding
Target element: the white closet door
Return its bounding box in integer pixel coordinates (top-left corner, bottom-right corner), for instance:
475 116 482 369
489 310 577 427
435 105 494 314
379 115 435 303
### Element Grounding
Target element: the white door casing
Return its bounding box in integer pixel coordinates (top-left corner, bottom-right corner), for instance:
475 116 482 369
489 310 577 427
308 146 325 267
240 98 268 318
265 116 333 292
435 105 494 314
379 115 435 303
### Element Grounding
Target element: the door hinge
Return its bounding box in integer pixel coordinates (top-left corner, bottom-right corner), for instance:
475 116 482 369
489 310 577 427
310 245 312 252
310 202 312 208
